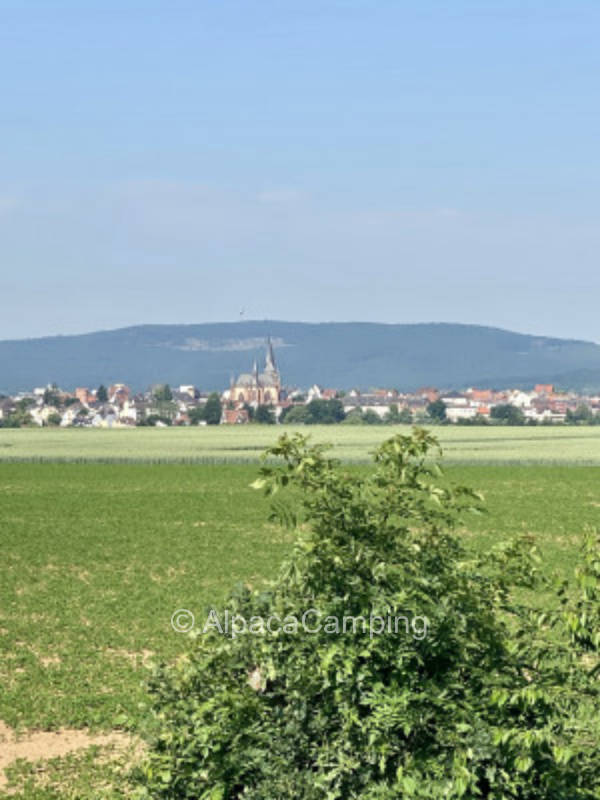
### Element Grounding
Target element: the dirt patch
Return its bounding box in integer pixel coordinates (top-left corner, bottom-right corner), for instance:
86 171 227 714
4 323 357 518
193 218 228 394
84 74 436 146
38 655 62 668
0 720 134 789
72 567 92 583
104 648 154 667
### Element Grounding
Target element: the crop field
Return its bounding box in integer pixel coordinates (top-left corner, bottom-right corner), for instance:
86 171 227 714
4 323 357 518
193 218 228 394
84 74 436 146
1 440 600 795
1 423 600 464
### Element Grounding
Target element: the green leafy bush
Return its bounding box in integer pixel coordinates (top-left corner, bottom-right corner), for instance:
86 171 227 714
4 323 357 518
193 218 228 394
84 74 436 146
139 429 600 799
254 404 276 425
283 399 346 425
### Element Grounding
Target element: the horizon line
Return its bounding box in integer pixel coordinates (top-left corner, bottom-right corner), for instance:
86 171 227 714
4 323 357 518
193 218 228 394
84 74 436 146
1 319 597 347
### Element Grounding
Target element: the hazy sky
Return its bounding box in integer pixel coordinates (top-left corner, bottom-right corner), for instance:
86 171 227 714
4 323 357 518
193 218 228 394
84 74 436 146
2 0 599 342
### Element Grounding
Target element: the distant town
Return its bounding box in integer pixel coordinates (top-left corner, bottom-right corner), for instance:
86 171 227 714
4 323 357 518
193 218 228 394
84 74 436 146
2 340 600 428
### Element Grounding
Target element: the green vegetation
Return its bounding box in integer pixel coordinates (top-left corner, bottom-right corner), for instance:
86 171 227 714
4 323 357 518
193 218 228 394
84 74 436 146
0 462 286 797
144 383 177 423
3 424 600 464
140 431 600 798
281 398 346 424
2 432 600 795
426 397 447 422
42 386 60 407
187 406 205 425
203 392 223 425
0 400 36 429
0 413 30 429
385 403 413 424
280 404 310 424
567 404 600 424
254 404 276 424
491 403 526 425
152 383 173 402
96 384 108 403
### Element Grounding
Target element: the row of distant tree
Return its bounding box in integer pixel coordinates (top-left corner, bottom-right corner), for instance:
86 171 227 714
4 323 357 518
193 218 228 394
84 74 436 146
426 399 600 426
138 397 414 427
138 391 224 427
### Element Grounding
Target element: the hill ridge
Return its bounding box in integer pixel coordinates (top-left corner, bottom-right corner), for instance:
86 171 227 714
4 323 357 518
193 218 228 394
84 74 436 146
1 320 600 394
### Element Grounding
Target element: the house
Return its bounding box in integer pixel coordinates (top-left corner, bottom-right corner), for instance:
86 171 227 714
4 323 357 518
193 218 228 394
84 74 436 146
222 408 250 425
343 395 396 419
178 385 198 399
417 387 440 403
444 405 479 423
75 387 95 405
307 385 324 401
117 401 138 424
60 403 86 427
466 388 493 403
109 384 131 406
506 390 534 409
91 405 118 428
321 388 338 400
441 391 469 407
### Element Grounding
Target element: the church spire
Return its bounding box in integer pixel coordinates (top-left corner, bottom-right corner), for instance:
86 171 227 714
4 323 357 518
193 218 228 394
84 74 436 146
265 336 276 372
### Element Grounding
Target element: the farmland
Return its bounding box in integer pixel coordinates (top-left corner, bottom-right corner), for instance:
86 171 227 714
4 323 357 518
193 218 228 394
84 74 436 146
1 423 600 464
1 427 600 796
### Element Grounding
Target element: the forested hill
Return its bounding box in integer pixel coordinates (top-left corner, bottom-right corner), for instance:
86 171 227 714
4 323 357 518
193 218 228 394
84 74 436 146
2 321 600 394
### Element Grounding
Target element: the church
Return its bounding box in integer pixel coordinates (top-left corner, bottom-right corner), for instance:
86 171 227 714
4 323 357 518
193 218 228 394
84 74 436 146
228 338 282 406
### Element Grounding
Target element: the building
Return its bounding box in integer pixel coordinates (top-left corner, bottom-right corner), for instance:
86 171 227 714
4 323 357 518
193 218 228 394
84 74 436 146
109 384 131 406
223 407 250 424
75 387 95 405
228 338 281 406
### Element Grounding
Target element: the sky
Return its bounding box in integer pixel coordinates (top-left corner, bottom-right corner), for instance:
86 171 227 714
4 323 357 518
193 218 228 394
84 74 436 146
1 0 600 342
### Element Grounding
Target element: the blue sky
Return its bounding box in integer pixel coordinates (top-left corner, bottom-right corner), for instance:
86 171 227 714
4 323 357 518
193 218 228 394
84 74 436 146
1 0 599 341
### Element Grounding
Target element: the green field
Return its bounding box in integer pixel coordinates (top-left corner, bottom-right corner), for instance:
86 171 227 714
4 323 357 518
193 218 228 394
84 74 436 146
1 432 600 795
1 423 600 464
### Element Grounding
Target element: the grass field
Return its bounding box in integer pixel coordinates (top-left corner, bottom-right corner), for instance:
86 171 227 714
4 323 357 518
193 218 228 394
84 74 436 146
1 423 600 464
1 433 600 795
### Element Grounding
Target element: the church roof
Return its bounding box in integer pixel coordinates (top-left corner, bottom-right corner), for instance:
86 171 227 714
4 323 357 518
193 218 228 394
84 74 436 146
236 373 256 387
234 339 280 388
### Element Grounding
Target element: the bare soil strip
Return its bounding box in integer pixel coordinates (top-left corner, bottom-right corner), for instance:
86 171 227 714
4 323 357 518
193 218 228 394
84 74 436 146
0 720 133 789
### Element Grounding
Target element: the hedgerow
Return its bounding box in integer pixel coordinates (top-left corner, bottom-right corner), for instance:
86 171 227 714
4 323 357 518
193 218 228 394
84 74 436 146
138 429 600 799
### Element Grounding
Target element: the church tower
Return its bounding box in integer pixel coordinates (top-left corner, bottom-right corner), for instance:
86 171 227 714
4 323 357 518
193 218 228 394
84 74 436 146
229 338 281 406
261 337 280 403
264 336 277 376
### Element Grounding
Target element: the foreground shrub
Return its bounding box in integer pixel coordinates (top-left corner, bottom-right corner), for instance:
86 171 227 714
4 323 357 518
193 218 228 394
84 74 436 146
139 429 600 799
